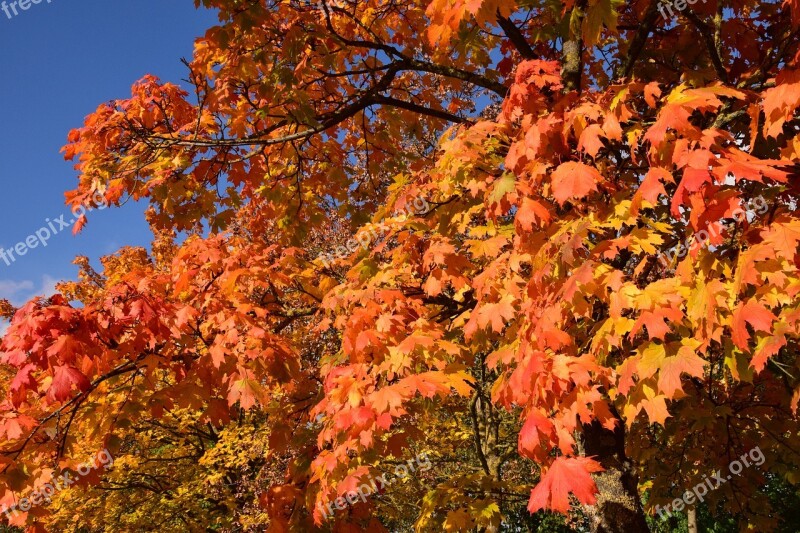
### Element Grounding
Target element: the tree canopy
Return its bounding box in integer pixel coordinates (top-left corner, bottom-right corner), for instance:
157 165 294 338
2 0 800 531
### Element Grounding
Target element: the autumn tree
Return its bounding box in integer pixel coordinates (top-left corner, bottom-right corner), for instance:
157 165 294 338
2 0 800 531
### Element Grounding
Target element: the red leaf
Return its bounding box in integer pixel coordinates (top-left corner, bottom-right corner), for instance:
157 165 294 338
47 365 90 402
10 364 37 393
528 456 604 514
518 410 555 460
72 214 88 235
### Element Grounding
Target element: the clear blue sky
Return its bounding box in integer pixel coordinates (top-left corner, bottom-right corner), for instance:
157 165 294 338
0 0 218 307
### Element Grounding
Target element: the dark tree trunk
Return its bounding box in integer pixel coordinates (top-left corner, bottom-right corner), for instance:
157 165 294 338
582 419 650 533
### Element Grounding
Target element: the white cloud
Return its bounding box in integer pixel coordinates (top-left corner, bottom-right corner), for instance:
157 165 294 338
0 280 35 300
0 275 60 305
39 275 59 299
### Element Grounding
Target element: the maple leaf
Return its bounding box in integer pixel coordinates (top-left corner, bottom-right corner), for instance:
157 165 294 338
515 198 552 229
636 342 665 379
760 219 800 260
641 394 671 426
657 342 706 398
425 273 451 302
0 413 37 440
631 311 671 340
731 299 776 351
527 456 604 513
644 104 692 149
72 214 89 235
174 305 199 328
227 378 265 410
47 365 90 402
11 1 800 530
46 335 83 362
209 343 227 368
467 235 509 258
577 124 605 158
583 0 623 47
475 297 517 333
644 82 661 108
10 363 37 394
550 162 601 206
762 68 800 137
751 324 789 372
518 410 555 459
631 167 671 215
615 356 638 396
368 385 407 417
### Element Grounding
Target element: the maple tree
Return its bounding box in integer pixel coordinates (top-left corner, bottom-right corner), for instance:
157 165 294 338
1 0 800 531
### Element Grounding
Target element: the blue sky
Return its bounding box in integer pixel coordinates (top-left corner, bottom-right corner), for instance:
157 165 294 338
0 0 218 307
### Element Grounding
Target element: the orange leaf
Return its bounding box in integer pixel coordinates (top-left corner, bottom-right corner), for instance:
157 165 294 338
658 344 706 398
527 456 604 514
516 198 552 230
732 299 776 350
550 162 601 206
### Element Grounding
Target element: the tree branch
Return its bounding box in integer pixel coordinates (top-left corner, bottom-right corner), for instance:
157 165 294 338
370 95 466 123
403 58 508 97
470 392 491 475
496 13 538 60
148 74 468 150
685 10 729 84
562 1 587 92
615 0 661 80
1 358 142 471
321 1 508 96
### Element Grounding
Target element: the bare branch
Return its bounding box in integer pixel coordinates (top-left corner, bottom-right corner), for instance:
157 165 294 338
685 9 729 84
497 13 538 60
615 0 661 80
